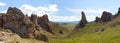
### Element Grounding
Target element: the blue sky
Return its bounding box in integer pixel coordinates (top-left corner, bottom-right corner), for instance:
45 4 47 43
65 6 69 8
0 0 120 22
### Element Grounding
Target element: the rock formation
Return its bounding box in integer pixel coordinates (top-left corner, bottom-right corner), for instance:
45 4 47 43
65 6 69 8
114 7 120 18
95 16 101 23
7 7 24 19
30 14 38 25
117 7 120 14
100 11 113 23
0 13 4 27
0 7 50 42
75 11 87 29
96 8 120 23
38 14 54 34
95 11 113 23
2 7 36 38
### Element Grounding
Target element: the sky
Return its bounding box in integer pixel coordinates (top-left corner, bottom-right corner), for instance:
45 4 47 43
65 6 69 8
0 0 120 22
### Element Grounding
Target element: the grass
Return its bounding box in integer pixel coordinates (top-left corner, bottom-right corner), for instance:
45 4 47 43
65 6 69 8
2 15 120 43
2 19 120 43
0 23 75 43
49 15 120 43
50 23 75 38
49 24 120 43
12 38 47 43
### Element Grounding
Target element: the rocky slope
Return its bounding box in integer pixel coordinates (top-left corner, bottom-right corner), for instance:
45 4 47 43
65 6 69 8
0 7 54 42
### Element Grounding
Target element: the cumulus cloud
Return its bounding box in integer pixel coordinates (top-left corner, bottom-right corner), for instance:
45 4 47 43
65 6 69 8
66 8 109 14
49 15 96 22
66 8 110 22
49 15 80 22
20 4 81 22
0 10 6 13
0 2 6 6
19 4 81 22
1 4 97 22
20 4 58 16
86 15 96 22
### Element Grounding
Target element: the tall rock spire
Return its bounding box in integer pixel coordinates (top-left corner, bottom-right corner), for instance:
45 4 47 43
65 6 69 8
75 11 87 29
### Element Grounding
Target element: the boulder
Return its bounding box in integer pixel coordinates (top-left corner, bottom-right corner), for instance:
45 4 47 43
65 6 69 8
75 11 87 29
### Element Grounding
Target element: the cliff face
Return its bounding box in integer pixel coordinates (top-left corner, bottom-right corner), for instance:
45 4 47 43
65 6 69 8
0 7 54 42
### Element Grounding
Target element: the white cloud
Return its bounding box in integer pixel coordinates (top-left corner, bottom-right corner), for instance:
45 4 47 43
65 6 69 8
66 8 110 22
49 15 80 22
0 10 6 13
49 15 96 22
20 4 58 16
66 8 109 14
49 4 58 12
0 2 6 6
20 4 80 22
86 15 96 22
0 4 98 22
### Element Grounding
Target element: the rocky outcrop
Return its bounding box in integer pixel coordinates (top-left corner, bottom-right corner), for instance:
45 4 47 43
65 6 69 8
114 8 120 18
0 13 4 27
75 11 87 29
95 11 113 23
38 14 54 34
95 16 101 23
117 7 120 14
29 14 54 34
2 7 35 38
7 7 24 16
30 14 38 25
0 7 49 42
100 11 113 23
7 7 24 20
96 8 120 23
